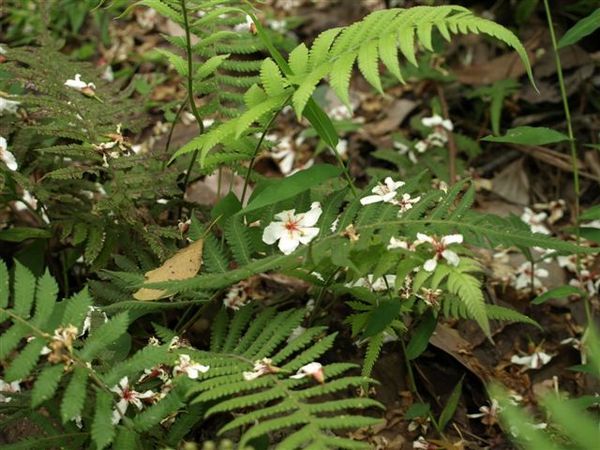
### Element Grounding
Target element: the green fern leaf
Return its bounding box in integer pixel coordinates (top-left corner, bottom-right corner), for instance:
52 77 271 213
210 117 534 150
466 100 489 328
31 364 64 407
60 366 88 423
92 390 116 450
357 40 383 93
80 312 129 360
260 59 288 97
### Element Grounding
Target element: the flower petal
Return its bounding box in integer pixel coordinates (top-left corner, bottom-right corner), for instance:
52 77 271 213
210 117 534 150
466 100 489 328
442 250 460 266
298 226 319 244
278 232 300 255
441 234 463 246
298 202 322 227
360 194 383 205
423 258 437 272
262 222 285 245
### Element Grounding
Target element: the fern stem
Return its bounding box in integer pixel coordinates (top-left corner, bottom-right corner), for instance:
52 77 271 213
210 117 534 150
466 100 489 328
436 84 457 184
179 0 205 217
542 0 581 266
329 144 358 198
164 98 188 169
240 99 290 205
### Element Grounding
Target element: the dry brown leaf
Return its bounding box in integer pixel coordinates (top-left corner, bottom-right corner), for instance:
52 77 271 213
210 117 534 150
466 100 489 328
133 239 204 301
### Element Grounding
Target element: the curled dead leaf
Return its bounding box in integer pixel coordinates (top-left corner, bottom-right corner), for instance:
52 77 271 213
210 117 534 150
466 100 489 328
133 239 203 301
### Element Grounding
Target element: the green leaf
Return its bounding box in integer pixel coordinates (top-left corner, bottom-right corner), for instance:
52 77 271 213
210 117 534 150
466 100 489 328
61 367 88 423
0 227 51 242
92 391 116 449
31 365 64 407
438 375 463 429
482 126 570 146
303 99 339 148
532 285 586 304
580 205 600 221
243 164 342 214
80 312 129 360
406 312 437 360
196 54 230 80
212 192 242 226
363 299 401 337
558 8 600 48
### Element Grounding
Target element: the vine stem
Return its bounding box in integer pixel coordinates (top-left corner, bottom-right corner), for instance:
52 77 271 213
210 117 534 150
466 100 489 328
542 1 581 265
179 0 205 217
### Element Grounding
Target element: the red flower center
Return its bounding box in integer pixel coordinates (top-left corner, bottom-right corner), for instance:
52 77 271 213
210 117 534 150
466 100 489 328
285 220 299 232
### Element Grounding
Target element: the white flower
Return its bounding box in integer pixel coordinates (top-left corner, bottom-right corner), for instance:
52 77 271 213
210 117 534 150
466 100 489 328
173 354 209 379
415 233 463 272
466 399 501 425
350 274 396 292
557 254 578 273
287 326 306 343
510 350 553 370
328 104 352 121
395 193 421 213
582 220 600 229
223 284 249 310
413 436 432 449
520 207 550 235
0 97 20 115
290 362 324 383
0 379 21 403
387 237 409 250
418 288 443 308
414 140 428 154
510 422 548 438
334 139 348 157
64 74 96 95
360 177 405 205
395 141 419 164
330 216 340 233
110 377 155 424
72 415 83 429
513 262 549 291
268 19 287 32
269 136 295 175
422 114 453 131
569 270 600 297
243 358 278 381
262 202 322 255
1 136 18 171
234 14 255 32
79 306 108 337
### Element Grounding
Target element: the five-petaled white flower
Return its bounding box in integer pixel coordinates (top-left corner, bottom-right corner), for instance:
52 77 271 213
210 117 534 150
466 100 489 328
0 379 21 403
0 97 20 115
396 193 421 214
262 202 322 255
360 177 405 205
173 354 209 379
243 358 279 381
350 274 396 292
290 362 325 383
513 262 548 291
510 350 552 370
520 207 550 235
64 74 96 96
422 114 454 131
415 233 463 272
1 136 17 171
110 376 155 424
467 399 501 425
387 237 410 250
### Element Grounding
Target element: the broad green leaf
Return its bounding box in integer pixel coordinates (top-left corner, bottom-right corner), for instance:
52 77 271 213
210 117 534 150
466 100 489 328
0 227 51 242
438 375 463 429
558 8 600 48
482 126 570 146
406 312 436 360
303 99 339 148
363 299 401 337
532 285 586 304
243 164 342 214
212 192 242 226
580 205 600 221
